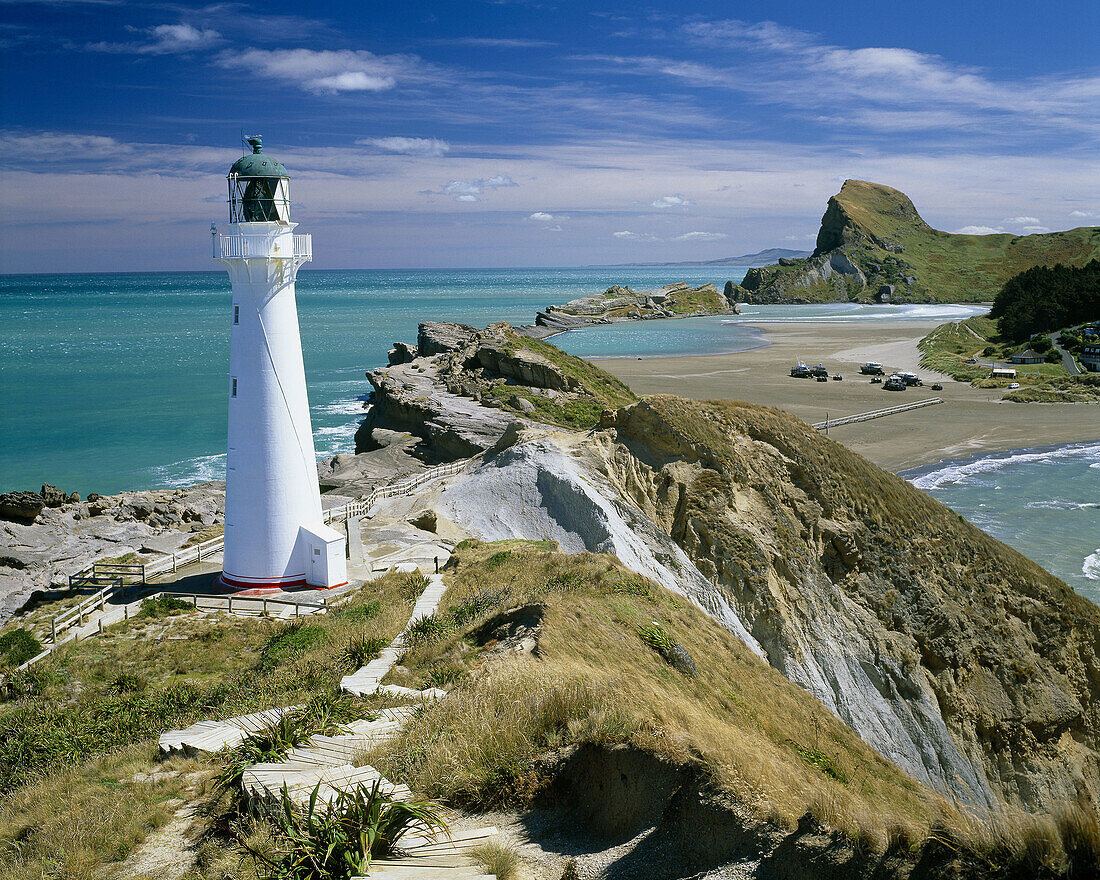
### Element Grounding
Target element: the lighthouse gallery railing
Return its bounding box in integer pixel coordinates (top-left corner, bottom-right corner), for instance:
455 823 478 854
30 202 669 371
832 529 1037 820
214 233 312 261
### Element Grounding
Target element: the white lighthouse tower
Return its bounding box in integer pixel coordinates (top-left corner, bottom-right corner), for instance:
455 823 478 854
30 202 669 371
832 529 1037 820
213 136 346 591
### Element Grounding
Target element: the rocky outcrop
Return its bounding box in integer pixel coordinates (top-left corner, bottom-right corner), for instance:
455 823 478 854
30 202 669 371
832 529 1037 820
355 321 630 461
533 282 738 333
0 483 225 625
739 251 869 303
595 397 1100 814
0 492 46 523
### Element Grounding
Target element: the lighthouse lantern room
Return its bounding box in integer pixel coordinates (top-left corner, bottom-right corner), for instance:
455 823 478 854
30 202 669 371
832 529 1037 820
212 136 346 591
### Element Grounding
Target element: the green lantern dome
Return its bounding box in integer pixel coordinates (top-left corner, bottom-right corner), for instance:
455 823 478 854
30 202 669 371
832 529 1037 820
228 136 289 179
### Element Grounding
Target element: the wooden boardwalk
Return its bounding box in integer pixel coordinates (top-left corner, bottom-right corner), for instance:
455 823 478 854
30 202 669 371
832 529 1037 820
155 555 501 877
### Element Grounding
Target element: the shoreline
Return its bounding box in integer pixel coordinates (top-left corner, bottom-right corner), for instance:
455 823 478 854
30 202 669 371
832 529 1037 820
594 318 1100 473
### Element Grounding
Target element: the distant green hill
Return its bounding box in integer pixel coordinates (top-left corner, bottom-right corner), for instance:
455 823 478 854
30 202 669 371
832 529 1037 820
734 180 1100 303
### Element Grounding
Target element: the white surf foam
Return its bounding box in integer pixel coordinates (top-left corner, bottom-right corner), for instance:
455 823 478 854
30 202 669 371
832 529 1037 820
909 442 1100 491
1026 500 1100 511
152 452 226 488
1084 551 1100 581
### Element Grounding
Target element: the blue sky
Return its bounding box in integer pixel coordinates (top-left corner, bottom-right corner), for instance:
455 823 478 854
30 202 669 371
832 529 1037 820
1 0 1098 272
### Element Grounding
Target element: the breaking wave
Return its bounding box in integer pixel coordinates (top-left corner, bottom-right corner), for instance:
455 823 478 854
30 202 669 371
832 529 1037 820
907 442 1100 491
152 452 226 488
1084 551 1100 581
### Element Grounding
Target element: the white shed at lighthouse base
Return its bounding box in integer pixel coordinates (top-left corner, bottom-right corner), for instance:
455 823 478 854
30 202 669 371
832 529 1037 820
298 522 347 588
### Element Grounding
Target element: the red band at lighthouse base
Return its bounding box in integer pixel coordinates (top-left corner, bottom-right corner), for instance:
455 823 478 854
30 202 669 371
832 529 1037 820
218 571 308 591
217 572 350 592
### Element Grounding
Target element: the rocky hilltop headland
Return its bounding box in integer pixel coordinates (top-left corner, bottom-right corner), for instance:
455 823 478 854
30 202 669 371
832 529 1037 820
530 280 739 334
355 323 1100 823
728 179 1100 304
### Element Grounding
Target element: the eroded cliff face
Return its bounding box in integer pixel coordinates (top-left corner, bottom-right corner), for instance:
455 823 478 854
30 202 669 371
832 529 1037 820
425 397 1099 815
592 397 1100 814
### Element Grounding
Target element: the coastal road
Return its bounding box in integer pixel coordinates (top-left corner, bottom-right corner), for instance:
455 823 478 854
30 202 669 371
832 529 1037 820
1048 332 1082 375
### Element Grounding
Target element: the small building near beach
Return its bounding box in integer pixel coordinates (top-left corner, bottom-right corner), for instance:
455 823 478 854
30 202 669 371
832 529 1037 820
1010 349 1044 364
990 366 1017 379
1081 343 1100 372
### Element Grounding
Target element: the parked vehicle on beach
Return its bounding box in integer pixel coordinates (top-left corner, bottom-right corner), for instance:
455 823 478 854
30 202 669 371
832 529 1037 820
860 362 885 375
810 364 829 378
884 375 906 391
870 376 883 384
897 372 923 386
791 362 812 378
832 375 843 381
816 375 828 382
931 383 943 391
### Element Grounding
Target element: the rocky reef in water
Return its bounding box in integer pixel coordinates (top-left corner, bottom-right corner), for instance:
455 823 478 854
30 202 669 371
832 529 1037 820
531 281 739 333
727 179 1100 304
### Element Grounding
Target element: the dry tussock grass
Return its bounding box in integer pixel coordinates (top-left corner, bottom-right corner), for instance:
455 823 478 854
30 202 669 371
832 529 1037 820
369 540 1100 874
0 743 198 880
373 541 955 836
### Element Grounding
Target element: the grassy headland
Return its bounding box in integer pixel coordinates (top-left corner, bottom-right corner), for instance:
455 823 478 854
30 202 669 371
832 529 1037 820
735 180 1100 303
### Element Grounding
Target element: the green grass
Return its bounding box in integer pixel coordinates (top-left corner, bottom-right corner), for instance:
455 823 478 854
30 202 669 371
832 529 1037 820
827 180 1100 302
0 572 416 795
918 315 1071 387
0 629 42 669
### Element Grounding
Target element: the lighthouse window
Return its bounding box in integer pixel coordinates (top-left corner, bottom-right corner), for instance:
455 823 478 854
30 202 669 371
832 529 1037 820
233 304 239 324
231 377 238 397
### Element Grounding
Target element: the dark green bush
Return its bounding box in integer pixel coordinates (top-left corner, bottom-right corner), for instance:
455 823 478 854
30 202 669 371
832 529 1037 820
0 628 42 668
137 595 194 619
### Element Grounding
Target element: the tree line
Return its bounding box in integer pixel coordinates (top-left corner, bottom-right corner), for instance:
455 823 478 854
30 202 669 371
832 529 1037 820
990 259 1100 340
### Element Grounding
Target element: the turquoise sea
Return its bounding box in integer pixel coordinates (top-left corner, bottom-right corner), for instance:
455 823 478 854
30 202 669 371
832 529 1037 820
1 269 1095 605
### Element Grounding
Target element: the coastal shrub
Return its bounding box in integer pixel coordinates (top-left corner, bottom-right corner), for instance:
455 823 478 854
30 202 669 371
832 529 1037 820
402 613 453 648
0 627 42 668
791 742 847 783
343 634 389 668
448 588 509 626
137 595 193 618
252 781 448 878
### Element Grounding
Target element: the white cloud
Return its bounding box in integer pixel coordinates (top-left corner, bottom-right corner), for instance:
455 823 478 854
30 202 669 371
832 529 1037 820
673 231 727 241
1070 209 1100 219
657 19 1100 138
1020 225 1050 234
357 137 450 157
217 48 414 94
1003 215 1040 225
87 22 221 54
431 174 517 202
527 211 567 223
613 230 659 241
953 225 1005 235
651 194 693 209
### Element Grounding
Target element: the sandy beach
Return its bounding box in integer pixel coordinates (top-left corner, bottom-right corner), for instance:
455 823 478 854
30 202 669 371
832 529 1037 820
597 319 1100 473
